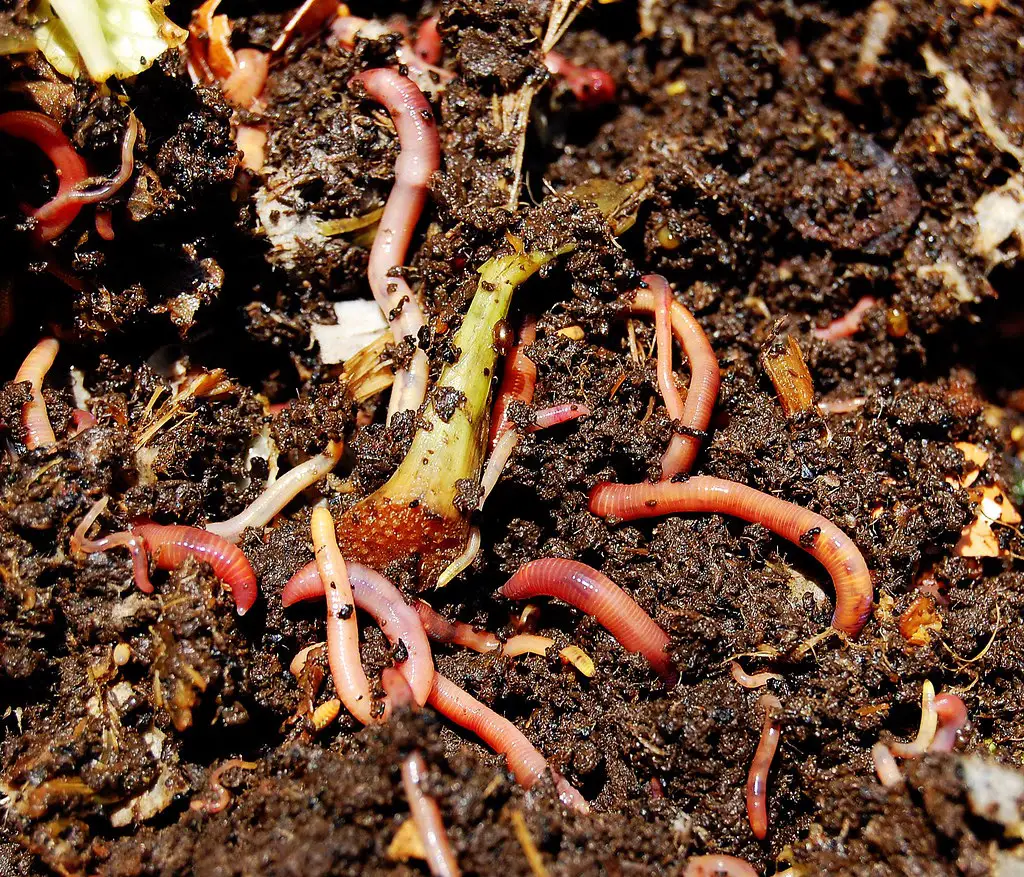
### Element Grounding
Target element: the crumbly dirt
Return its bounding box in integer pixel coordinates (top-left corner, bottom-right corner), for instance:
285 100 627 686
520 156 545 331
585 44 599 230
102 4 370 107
2 0 1024 874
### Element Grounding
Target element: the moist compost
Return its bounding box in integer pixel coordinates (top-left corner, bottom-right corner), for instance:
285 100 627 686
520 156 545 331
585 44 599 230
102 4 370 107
2 0 1024 874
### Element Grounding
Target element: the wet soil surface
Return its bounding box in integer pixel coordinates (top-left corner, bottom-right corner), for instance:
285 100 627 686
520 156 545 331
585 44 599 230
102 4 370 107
2 0 1024 874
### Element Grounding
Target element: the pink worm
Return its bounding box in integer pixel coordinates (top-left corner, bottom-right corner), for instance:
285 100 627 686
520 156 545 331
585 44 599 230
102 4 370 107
14 337 59 449
0 111 89 241
490 316 537 451
33 115 138 225
381 666 416 709
872 742 903 788
931 693 968 753
354 68 440 422
221 48 269 109
730 661 782 689
72 499 258 613
312 507 374 723
498 558 675 681
684 856 758 877
813 296 877 341
131 523 258 615
529 402 591 431
69 408 98 437
428 673 589 813
413 600 500 654
414 15 443 64
746 693 782 840
402 751 461 877
629 278 720 478
589 478 874 638
543 51 616 109
282 560 435 707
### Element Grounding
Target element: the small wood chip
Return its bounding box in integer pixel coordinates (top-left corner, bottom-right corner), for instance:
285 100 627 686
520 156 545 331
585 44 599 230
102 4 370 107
387 818 427 862
759 330 815 417
557 326 585 341
899 595 942 646
510 809 550 877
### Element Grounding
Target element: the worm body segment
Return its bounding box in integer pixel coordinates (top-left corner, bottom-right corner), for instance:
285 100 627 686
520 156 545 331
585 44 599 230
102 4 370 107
498 558 674 680
746 693 782 839
589 477 873 637
428 673 588 812
402 752 461 877
15 338 59 449
354 69 440 421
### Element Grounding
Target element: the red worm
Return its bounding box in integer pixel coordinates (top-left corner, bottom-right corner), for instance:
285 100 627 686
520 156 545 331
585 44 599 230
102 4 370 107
382 666 416 710
402 751 461 877
131 522 258 615
413 600 500 654
529 402 591 431
813 296 877 341
189 759 257 815
69 408 98 437
543 51 616 109
222 48 269 109
746 693 782 840
414 14 443 64
282 560 435 707
589 478 873 637
354 68 440 421
629 278 720 477
930 693 968 753
684 856 758 877
730 661 782 689
428 673 589 813
490 315 537 451
14 337 59 449
498 558 675 681
334 17 453 87
0 111 89 242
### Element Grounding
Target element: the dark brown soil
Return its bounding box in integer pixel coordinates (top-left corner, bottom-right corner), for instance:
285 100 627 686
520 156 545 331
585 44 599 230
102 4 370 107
2 0 1024 874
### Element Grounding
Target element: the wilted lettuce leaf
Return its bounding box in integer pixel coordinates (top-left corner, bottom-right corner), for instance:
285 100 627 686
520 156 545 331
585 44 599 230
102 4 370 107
32 0 186 81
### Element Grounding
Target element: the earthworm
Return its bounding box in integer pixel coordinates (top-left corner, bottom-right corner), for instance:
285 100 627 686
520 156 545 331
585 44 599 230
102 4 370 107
34 115 139 223
0 111 88 241
855 0 897 84
502 634 554 658
428 673 589 813
746 693 782 840
930 693 968 753
207 441 343 543
236 124 268 172
14 337 59 449
382 666 416 709
312 507 374 723
480 429 520 505
72 497 154 594
498 558 675 681
414 600 500 653
189 759 257 815
628 278 720 477
730 661 782 689
684 855 758 877
353 68 440 422
283 559 435 707
402 752 461 877
94 208 115 240
544 51 616 109
221 48 269 109
69 409 98 437
654 278 689 479
529 402 591 431
872 742 903 788
434 526 482 588
414 14 443 64
129 522 258 614
589 478 874 638
888 680 937 757
813 296 877 341
490 316 537 450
